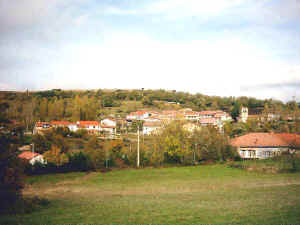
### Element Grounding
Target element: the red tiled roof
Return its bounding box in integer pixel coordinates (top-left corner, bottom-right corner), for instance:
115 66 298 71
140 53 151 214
18 151 41 160
144 122 162 127
230 133 300 147
184 111 199 116
129 111 148 116
199 111 216 115
77 121 100 126
35 122 51 127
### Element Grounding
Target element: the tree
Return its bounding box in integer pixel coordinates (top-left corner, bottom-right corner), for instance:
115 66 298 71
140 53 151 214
39 98 48 121
43 145 69 167
0 128 25 213
231 102 240 121
157 120 190 164
32 133 51 154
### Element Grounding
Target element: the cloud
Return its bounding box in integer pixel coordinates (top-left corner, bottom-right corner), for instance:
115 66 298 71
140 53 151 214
41 32 299 100
0 0 300 102
0 82 17 91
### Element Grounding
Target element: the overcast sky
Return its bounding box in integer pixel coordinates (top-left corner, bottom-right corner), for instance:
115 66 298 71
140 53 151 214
0 0 299 101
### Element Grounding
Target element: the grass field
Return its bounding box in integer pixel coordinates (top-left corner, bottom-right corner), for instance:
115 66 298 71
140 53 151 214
2 165 300 225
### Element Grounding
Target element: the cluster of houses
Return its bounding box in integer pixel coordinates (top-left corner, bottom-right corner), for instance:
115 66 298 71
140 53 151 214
34 119 117 135
32 108 233 136
126 108 233 135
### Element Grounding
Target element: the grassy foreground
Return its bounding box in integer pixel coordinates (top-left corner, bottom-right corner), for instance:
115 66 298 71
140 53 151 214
1 165 300 225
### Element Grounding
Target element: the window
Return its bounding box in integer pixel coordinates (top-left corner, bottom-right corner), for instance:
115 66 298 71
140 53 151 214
240 150 246 157
249 150 256 158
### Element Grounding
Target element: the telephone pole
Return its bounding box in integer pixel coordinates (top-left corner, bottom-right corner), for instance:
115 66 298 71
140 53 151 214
137 127 140 168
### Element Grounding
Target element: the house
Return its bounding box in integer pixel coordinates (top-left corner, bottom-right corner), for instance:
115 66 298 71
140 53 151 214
143 122 163 135
50 121 72 128
198 111 218 119
199 118 223 129
144 116 161 123
101 118 117 127
126 111 157 121
18 151 45 165
76 121 101 134
230 133 300 159
33 122 51 134
184 111 200 121
159 110 183 121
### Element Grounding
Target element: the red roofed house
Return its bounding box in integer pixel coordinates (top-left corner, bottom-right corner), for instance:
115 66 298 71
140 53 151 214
184 111 200 121
77 121 101 134
126 111 157 121
143 122 163 135
33 122 51 134
18 151 45 165
231 133 300 159
199 118 223 129
50 121 72 128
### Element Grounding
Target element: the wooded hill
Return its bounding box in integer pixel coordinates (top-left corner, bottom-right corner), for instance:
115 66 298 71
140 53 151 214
0 89 299 131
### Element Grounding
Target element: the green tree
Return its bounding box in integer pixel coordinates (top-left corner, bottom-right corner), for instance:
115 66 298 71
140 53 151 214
0 128 25 213
43 145 69 166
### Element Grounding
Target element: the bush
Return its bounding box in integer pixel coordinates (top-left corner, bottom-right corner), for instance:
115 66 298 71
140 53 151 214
67 152 90 172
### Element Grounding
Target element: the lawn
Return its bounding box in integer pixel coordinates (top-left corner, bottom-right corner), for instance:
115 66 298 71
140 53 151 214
2 165 300 225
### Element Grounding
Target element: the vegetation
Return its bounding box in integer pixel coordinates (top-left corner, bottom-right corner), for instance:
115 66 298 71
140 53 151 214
229 153 300 173
1 165 300 224
1 89 299 132
0 132 25 214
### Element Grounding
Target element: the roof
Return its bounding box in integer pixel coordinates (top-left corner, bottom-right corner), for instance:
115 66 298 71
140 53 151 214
198 111 219 115
128 111 149 116
18 151 41 160
144 122 162 127
199 118 218 124
230 133 300 147
77 121 100 126
184 111 199 116
35 122 51 127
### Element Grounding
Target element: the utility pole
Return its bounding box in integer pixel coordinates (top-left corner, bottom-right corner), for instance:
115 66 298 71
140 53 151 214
137 126 140 168
194 143 197 163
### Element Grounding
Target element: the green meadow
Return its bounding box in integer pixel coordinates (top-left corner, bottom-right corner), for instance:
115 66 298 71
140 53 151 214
2 165 300 225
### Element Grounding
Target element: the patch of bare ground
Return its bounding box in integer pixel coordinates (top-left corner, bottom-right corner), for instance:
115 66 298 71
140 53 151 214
23 177 300 201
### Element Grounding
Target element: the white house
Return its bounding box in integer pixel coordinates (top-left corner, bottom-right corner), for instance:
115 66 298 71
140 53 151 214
231 133 300 159
18 151 46 165
101 118 117 127
143 122 162 135
126 111 158 121
77 121 101 134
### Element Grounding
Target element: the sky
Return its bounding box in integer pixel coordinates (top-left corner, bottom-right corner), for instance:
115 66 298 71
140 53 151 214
0 0 300 102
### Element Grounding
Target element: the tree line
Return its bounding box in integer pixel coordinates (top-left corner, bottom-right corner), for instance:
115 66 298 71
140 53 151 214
1 89 299 132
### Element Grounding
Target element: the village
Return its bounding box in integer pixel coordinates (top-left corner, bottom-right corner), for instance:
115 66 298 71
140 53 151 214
17 106 300 166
